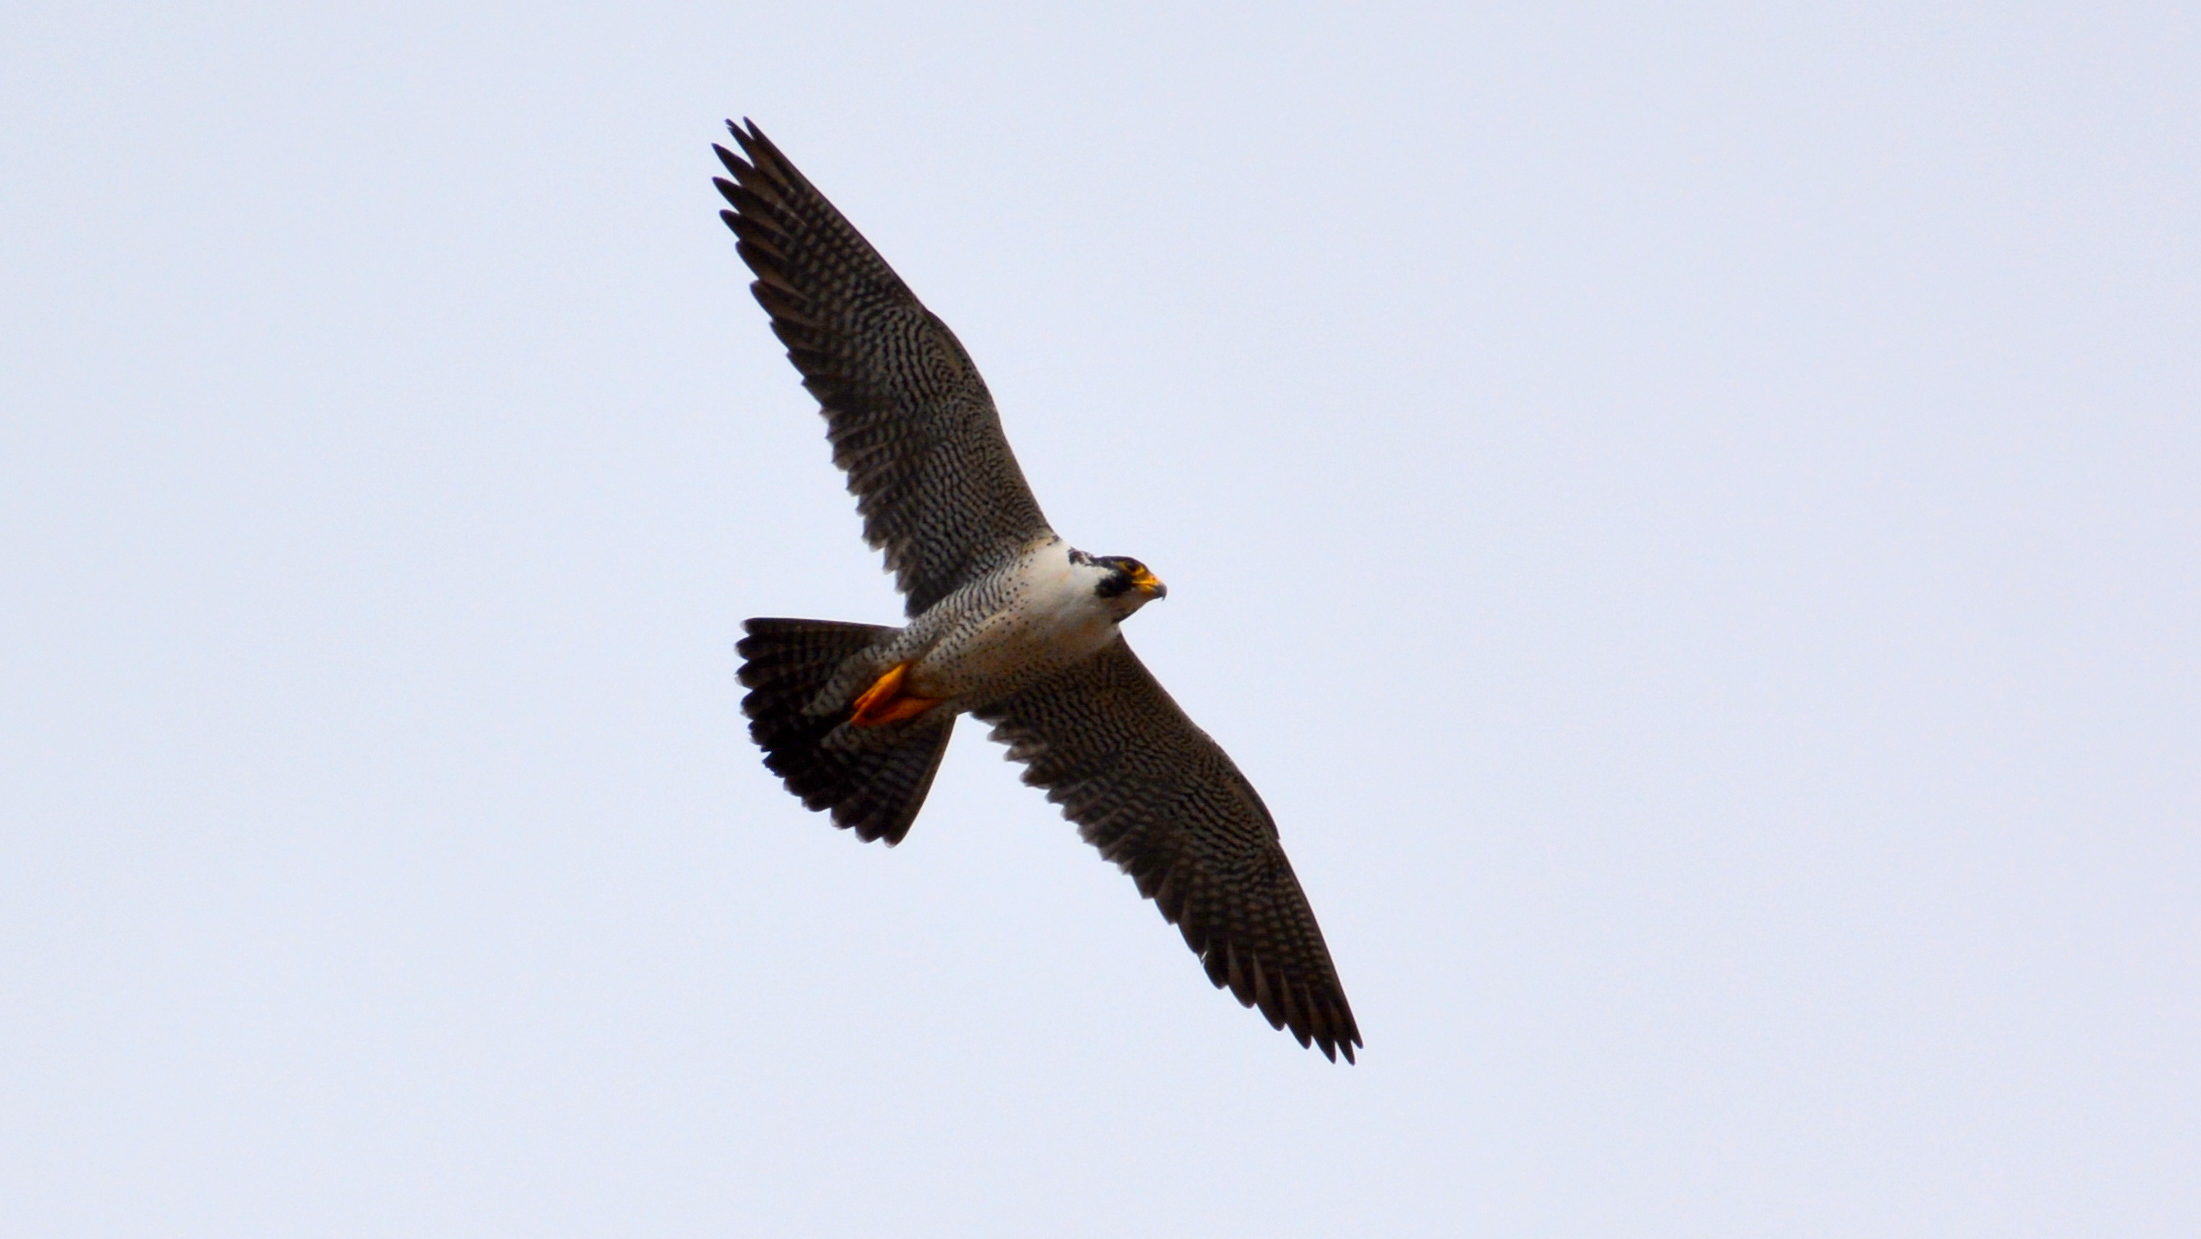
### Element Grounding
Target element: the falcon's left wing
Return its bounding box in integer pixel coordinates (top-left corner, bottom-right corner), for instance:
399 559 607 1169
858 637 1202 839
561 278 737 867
973 637 1362 1061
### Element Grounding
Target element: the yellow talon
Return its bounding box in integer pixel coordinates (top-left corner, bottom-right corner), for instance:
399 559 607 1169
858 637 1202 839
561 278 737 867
849 662 943 727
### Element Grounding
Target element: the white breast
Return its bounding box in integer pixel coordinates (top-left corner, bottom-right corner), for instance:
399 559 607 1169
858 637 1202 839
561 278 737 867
911 541 1118 699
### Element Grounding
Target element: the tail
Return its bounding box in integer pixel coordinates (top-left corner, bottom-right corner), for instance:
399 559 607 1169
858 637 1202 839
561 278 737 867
736 618 955 845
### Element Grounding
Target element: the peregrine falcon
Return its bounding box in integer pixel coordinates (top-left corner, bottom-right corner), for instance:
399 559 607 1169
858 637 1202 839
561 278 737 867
714 121 1361 1061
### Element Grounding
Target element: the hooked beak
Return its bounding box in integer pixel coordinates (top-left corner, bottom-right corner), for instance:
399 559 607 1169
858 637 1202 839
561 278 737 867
1131 567 1167 599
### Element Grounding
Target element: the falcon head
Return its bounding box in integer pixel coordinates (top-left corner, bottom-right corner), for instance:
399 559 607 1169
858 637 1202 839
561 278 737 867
1072 549 1167 618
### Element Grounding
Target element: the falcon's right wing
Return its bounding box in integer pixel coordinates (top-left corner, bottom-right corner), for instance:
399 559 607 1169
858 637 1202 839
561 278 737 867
713 120 1054 616
973 637 1362 1061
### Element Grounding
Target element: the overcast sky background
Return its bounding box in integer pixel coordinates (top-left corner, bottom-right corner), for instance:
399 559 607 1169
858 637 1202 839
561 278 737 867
4 3 2196 1235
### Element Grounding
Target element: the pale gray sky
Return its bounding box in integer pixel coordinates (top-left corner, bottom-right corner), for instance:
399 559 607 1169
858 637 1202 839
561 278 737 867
4 3 2196 1236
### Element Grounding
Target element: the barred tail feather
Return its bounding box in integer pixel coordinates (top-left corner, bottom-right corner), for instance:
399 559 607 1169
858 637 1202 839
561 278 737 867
736 618 954 845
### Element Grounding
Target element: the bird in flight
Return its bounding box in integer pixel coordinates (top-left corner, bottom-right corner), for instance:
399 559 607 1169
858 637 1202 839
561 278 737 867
714 120 1360 1061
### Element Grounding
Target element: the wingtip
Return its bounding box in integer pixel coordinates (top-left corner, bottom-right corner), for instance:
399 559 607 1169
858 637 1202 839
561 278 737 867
719 118 768 166
1311 1020 1361 1064
726 117 774 159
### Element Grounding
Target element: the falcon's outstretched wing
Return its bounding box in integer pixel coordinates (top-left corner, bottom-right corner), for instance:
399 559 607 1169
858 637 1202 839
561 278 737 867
973 638 1362 1061
714 120 1054 615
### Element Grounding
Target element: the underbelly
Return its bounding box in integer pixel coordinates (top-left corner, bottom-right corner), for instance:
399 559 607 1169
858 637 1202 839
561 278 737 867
908 612 1115 702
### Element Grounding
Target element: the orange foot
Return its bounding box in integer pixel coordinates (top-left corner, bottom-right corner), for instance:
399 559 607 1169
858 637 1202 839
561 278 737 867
848 662 944 727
